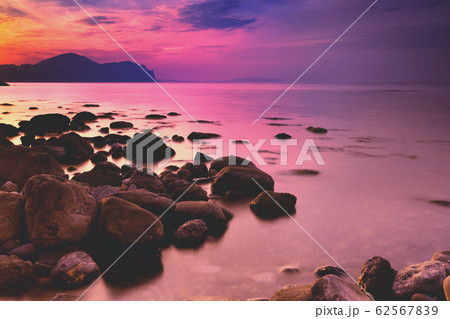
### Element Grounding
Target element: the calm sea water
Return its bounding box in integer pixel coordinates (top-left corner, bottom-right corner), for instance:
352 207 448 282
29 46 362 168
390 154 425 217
1 82 449 300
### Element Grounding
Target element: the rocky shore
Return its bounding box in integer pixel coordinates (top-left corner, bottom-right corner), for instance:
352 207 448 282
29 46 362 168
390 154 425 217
0 110 448 301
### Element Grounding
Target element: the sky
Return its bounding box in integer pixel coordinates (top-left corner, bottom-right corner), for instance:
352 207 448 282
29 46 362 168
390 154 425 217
0 0 449 82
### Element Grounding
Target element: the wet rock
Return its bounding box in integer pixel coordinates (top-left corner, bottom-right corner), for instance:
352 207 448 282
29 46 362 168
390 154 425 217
23 174 97 246
0 192 24 244
51 251 100 288
29 113 70 134
99 127 109 134
167 112 181 116
211 166 274 197
145 114 167 120
7 243 36 259
92 185 120 201
115 189 174 215
306 126 328 134
126 131 175 163
279 265 300 274
128 170 165 193
311 275 372 301
0 136 13 147
0 123 19 137
314 265 346 278
32 144 66 161
72 168 122 187
110 143 123 158
271 284 312 301
0 239 21 254
104 133 130 145
431 250 450 275
173 219 208 247
0 82 9 86
0 146 65 190
164 165 179 172
171 201 233 236
83 104 99 108
90 152 107 164
98 196 164 245
170 179 208 202
411 293 436 301
0 255 33 293
250 191 296 219
181 162 208 179
357 256 396 300
90 136 107 148
209 155 256 177
275 133 292 139
110 121 133 129
444 276 450 301
93 161 121 173
1 181 17 192
67 166 77 172
20 133 35 146
177 168 193 181
194 152 213 163
72 111 97 123
392 261 446 298
172 134 184 142
187 132 221 140
52 132 94 164
290 169 319 175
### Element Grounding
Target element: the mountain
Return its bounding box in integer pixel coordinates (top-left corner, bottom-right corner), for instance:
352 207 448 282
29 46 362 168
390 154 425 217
229 77 281 83
0 53 156 82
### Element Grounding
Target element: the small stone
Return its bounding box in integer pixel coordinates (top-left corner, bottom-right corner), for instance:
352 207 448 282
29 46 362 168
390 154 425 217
1 181 17 192
275 133 292 139
306 126 328 134
250 191 297 219
8 243 36 259
173 219 208 248
290 169 319 175
51 251 100 288
279 265 300 274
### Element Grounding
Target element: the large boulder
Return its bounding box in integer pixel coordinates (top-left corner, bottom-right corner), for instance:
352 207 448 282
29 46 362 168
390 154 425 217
169 179 208 202
173 219 208 248
98 196 164 245
125 131 175 164
52 132 94 164
128 170 165 193
209 156 255 177
250 191 297 219
0 255 33 292
72 169 122 187
171 201 233 236
72 111 97 123
180 162 208 179
0 123 19 137
114 189 174 215
211 166 274 197
357 256 396 300
311 275 372 301
431 250 450 276
0 146 65 190
0 192 25 244
392 261 446 298
29 113 70 134
51 251 100 288
22 174 97 246
271 284 313 301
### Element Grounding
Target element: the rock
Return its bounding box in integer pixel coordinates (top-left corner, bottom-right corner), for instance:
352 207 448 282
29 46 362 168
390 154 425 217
314 265 346 278
52 132 94 164
172 134 184 142
7 243 36 259
51 251 100 288
29 113 70 134
1 181 17 192
431 250 450 275
0 146 65 190
90 152 108 164
72 168 122 187
20 134 35 146
211 166 274 197
0 136 13 147
69 119 90 132
126 131 175 164
392 261 446 298
444 276 450 301
0 239 21 254
0 255 33 292
94 161 121 173
357 256 396 300
184 296 242 301
0 82 9 86
22 174 97 246
110 143 123 158
98 196 164 245
110 121 133 129
171 201 233 235
115 189 174 215
83 104 99 108
72 111 97 123
209 156 256 177
290 169 319 175
32 144 66 161
181 162 208 178
104 133 130 145
167 112 181 116
173 219 208 247
306 126 328 134
187 132 221 140
99 127 109 134
67 166 77 172
411 293 435 301
0 123 19 137
177 169 192 181
275 133 292 139
90 136 107 148
0 192 24 244
170 179 208 202
194 152 213 163
92 185 120 201
429 200 450 207
145 114 167 120
271 284 312 301
311 275 372 301
128 170 165 193
250 191 297 219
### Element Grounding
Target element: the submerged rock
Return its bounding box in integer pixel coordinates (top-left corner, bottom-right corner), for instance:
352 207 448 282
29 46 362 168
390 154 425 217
52 132 94 164
29 113 70 134
275 133 292 139
250 191 297 219
187 132 221 140
357 256 396 300
271 284 312 301
167 112 181 116
392 261 446 298
51 251 100 288
110 121 133 129
23 174 97 246
173 219 208 248
306 126 328 134
314 265 346 278
72 111 97 123
145 114 167 120
429 200 450 207
290 169 319 175
311 275 372 301
0 255 33 293
172 134 184 142
279 265 300 274
0 192 25 244
126 131 175 164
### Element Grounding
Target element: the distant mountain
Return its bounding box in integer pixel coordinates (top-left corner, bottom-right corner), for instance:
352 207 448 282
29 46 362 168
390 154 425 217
0 53 156 82
229 77 282 83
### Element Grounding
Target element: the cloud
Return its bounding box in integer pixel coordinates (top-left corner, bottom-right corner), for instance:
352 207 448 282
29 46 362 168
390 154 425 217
79 15 116 26
178 0 256 30
0 5 27 17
